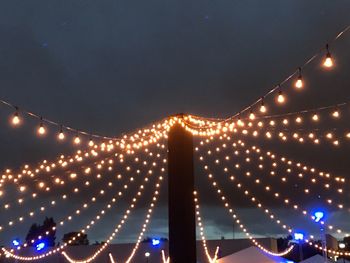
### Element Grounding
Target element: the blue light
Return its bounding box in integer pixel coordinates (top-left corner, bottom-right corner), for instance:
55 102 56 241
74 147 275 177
293 232 304 241
151 238 160 246
314 211 324 222
12 239 20 246
36 242 46 251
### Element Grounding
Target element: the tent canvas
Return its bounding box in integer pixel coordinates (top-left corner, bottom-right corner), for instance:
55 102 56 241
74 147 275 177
300 254 333 263
217 246 293 263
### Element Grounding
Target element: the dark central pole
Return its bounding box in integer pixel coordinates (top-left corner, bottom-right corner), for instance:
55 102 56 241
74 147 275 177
168 116 196 263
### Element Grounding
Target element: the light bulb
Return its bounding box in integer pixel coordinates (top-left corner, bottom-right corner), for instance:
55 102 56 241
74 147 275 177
312 114 319 122
276 90 285 104
38 121 46 135
89 139 94 147
260 98 266 113
295 68 303 89
237 118 244 127
323 56 333 68
12 111 21 126
323 44 333 68
249 111 255 120
332 110 340 118
58 128 65 140
74 135 81 145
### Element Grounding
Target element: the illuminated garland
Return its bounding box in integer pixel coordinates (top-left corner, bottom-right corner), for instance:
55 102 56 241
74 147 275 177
61 167 164 263
161 250 170 263
194 191 220 263
181 105 350 140
124 174 164 263
180 24 350 130
202 137 347 235
231 140 347 226
248 144 345 190
197 157 293 235
0 147 132 232
197 167 294 257
6 147 162 252
197 139 350 257
2 148 165 260
0 156 118 230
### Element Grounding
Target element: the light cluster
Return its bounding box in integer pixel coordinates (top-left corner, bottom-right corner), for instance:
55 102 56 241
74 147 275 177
6 148 161 252
197 137 350 255
2 142 165 261
197 161 295 257
196 142 350 256
61 168 164 263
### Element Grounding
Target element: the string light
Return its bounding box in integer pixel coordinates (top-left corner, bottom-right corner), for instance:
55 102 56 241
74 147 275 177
332 109 340 118
58 126 65 141
194 191 220 263
224 139 346 234
259 97 267 113
11 107 21 126
161 250 170 263
295 67 303 89
124 177 163 263
3 156 164 261
0 150 106 213
37 118 46 136
276 88 285 104
249 109 255 120
74 135 81 145
323 44 334 68
197 139 350 256
62 167 164 263
0 155 122 234
1 143 164 249
197 159 294 256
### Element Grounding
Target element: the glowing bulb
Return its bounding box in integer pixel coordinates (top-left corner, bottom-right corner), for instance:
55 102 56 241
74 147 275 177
74 136 81 145
276 90 285 104
295 68 303 89
58 130 65 140
89 139 94 147
249 111 255 120
332 110 340 118
312 114 319 122
38 122 46 135
323 44 333 68
260 98 266 113
12 111 21 126
324 57 333 68
295 78 303 89
237 118 244 127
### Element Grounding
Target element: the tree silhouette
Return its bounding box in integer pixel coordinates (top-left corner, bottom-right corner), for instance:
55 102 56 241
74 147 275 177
62 232 89 246
25 217 56 247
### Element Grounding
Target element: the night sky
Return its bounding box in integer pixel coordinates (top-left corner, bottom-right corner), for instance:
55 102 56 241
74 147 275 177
1 0 350 247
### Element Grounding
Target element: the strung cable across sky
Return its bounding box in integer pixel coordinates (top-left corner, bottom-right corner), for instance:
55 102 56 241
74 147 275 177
2 22 350 263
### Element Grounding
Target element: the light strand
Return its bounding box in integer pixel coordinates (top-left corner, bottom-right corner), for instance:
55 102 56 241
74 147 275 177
194 191 220 263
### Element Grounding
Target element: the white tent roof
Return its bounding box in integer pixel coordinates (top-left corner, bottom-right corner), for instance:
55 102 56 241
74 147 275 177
217 246 294 263
300 254 333 263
